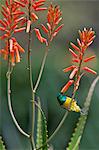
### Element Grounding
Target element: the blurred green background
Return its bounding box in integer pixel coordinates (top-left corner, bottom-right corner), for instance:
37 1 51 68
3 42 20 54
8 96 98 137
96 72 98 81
0 0 99 150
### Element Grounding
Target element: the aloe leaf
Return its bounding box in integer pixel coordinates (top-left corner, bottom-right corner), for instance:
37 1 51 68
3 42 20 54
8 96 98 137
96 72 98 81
36 97 48 150
0 136 6 150
36 99 43 149
42 110 48 150
67 76 99 150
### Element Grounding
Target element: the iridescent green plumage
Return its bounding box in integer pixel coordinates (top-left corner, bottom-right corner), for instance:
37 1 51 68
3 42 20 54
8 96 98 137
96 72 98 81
57 93 67 105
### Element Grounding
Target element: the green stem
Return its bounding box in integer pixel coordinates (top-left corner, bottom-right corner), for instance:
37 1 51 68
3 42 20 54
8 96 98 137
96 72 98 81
27 1 36 149
28 29 36 150
7 62 30 138
34 47 49 92
47 111 68 142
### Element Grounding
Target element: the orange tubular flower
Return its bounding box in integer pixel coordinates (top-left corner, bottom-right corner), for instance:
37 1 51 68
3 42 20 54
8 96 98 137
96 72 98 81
0 0 26 64
14 0 47 42
36 4 64 45
0 38 25 65
68 28 96 76
0 0 26 39
14 0 47 29
61 80 74 93
61 28 97 94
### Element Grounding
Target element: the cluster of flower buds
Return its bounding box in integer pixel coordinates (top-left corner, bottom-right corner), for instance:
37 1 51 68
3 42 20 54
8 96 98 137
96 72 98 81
0 37 25 65
61 28 97 94
34 4 64 46
0 0 26 64
0 0 26 40
14 0 47 33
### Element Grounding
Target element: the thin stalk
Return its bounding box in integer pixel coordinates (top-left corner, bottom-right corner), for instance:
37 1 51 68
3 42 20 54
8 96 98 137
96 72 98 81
27 26 36 150
27 0 36 149
7 62 30 138
47 111 68 142
33 47 49 92
36 111 69 150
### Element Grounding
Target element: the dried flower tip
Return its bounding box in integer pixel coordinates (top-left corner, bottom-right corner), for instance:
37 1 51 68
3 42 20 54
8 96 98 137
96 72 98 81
26 20 31 33
69 68 78 79
70 42 80 52
69 48 78 58
84 27 87 31
63 65 76 73
84 55 95 63
61 80 74 93
83 67 97 75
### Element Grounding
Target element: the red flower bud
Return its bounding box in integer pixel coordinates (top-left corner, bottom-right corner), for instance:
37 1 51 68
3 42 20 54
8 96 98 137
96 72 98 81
63 65 76 73
69 48 78 58
83 67 97 75
84 55 95 63
70 42 80 52
61 80 74 93
41 24 49 34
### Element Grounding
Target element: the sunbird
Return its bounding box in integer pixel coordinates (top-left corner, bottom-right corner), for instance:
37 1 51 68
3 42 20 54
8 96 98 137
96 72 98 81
57 93 81 112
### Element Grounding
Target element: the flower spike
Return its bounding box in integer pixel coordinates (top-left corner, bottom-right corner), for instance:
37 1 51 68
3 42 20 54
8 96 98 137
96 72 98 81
39 4 63 45
61 28 97 102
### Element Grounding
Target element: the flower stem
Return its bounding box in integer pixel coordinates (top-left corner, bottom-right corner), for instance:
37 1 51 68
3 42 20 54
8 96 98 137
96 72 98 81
7 60 30 139
27 0 36 149
27 26 36 150
34 47 49 92
47 111 68 142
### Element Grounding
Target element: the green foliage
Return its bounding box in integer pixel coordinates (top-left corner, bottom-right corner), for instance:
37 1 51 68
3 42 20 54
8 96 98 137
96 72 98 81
36 99 43 149
36 98 48 150
0 136 6 150
67 115 87 150
67 76 99 150
42 110 48 150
